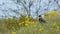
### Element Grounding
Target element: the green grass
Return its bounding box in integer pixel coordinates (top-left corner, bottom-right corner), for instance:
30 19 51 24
0 11 60 34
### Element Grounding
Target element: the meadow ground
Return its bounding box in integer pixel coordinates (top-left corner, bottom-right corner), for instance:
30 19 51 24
0 11 60 34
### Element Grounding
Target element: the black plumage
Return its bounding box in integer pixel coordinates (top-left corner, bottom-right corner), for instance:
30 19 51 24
38 15 46 23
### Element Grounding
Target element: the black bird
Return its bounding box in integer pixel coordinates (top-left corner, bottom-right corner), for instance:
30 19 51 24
38 15 46 23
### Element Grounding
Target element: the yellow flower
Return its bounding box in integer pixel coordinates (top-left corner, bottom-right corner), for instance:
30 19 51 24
12 32 16 34
22 22 24 23
19 23 22 25
38 28 44 32
28 22 31 24
25 23 29 27
31 21 37 25
49 16 52 19
49 11 57 16
25 16 28 19
32 21 35 24
44 11 57 20
56 26 59 29
25 20 29 23
29 16 32 18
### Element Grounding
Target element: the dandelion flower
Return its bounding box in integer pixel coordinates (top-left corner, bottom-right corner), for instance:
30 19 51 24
25 20 29 23
32 21 35 24
12 32 16 34
19 23 22 25
25 23 29 27
38 28 44 32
